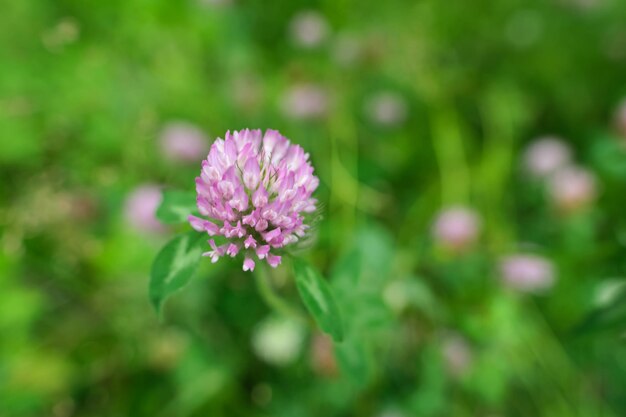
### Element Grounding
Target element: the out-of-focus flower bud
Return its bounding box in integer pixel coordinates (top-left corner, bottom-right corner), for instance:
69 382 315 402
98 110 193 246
523 136 572 179
364 91 408 127
432 206 481 252
159 121 209 163
280 84 329 121
288 10 330 49
548 166 598 212
124 185 165 234
499 254 555 294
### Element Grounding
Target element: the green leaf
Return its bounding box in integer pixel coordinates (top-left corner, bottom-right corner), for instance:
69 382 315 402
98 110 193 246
156 190 199 224
574 281 626 336
591 134 626 180
150 231 205 314
293 258 344 342
335 341 370 385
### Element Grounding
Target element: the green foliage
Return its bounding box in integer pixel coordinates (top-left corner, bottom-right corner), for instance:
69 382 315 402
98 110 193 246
150 231 205 314
331 225 395 386
293 258 344 342
156 190 199 224
3 0 626 415
575 279 626 335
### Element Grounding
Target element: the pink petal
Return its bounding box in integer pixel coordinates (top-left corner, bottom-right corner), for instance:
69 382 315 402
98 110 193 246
267 254 282 268
243 257 255 272
256 245 270 259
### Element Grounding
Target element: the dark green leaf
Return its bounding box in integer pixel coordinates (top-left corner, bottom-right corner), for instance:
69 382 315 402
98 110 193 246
156 190 199 224
150 231 205 314
293 258 344 342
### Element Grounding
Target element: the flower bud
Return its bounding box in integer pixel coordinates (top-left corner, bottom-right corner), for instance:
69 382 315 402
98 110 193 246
548 166 597 212
364 91 408 127
124 185 165 234
499 254 555 293
523 136 572 179
159 121 209 163
288 10 330 49
432 206 481 251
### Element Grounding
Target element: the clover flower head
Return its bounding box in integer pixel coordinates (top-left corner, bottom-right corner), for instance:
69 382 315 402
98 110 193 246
159 121 209 163
548 166 597 212
280 84 329 121
365 91 408 127
124 185 165 234
432 206 481 251
523 136 572 178
499 254 555 294
289 10 330 49
189 129 319 271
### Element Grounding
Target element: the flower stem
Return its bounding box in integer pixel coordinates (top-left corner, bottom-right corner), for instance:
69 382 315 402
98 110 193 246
254 264 307 322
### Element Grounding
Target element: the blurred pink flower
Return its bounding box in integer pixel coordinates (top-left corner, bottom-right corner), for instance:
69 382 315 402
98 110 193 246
159 121 209 163
365 91 408 127
124 185 165 234
499 254 555 293
523 136 572 178
280 84 329 120
432 206 481 251
548 166 597 212
190 129 319 271
441 333 473 378
288 10 330 49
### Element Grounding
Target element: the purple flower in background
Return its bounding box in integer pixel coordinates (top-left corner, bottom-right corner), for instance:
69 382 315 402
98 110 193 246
432 206 481 251
499 254 555 293
280 84 329 121
365 91 408 127
159 121 209 163
124 185 165 234
189 129 319 271
523 136 572 178
288 10 330 49
548 166 597 212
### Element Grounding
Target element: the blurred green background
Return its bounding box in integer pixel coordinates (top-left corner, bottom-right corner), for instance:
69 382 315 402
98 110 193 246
2 0 626 416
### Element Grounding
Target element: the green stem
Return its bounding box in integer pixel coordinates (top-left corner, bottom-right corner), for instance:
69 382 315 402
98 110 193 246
431 107 470 205
254 264 307 322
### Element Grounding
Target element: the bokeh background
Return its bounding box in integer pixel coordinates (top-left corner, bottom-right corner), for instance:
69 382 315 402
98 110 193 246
2 0 626 416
